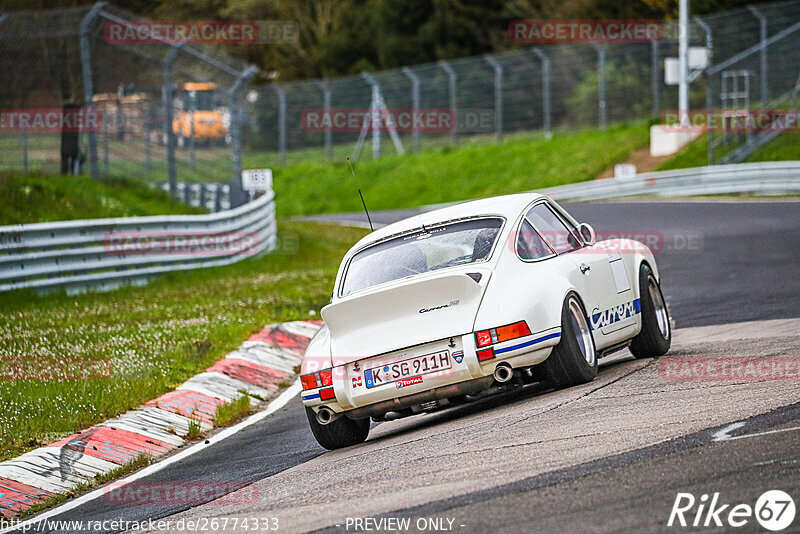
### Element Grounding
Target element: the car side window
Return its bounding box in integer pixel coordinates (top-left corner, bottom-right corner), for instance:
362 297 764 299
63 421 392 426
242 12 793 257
516 219 554 260
525 203 581 254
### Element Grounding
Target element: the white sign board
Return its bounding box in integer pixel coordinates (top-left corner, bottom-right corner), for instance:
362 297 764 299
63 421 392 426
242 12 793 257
689 47 709 70
614 164 637 179
665 58 680 85
242 169 272 192
665 48 709 86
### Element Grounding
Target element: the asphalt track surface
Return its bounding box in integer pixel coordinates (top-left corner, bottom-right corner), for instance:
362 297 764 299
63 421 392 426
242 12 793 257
18 201 800 534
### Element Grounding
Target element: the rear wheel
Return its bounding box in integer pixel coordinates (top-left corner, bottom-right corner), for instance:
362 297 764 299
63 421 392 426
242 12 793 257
630 264 671 358
305 407 370 450
539 293 598 388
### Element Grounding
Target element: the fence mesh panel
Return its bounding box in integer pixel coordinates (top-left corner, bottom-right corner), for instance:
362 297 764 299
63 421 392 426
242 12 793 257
2 0 800 184
0 4 255 199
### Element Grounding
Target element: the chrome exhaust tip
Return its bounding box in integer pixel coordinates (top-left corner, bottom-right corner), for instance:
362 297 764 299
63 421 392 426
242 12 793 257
316 407 337 425
493 363 514 383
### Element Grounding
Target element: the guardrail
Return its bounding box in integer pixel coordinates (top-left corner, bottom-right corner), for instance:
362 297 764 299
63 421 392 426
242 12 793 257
156 182 231 212
537 162 800 202
0 190 276 294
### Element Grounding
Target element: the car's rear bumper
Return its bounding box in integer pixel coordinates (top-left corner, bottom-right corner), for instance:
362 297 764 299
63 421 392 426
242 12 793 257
346 374 495 419
301 327 561 417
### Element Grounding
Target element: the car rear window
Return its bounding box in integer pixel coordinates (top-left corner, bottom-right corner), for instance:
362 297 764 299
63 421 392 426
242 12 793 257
340 217 503 296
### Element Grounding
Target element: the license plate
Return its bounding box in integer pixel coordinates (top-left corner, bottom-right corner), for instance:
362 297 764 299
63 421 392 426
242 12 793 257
365 350 451 388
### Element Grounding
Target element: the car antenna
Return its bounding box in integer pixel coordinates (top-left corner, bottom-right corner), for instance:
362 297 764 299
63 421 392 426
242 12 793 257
347 157 374 232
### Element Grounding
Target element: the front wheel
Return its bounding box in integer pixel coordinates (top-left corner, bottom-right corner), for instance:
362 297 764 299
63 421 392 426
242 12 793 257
305 407 370 450
539 293 598 388
630 263 671 358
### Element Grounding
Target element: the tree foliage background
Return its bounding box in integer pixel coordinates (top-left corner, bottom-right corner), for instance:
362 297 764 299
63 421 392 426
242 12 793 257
3 0 781 82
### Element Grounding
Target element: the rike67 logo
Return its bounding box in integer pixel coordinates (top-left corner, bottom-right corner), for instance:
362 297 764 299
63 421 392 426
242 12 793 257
669 490 796 531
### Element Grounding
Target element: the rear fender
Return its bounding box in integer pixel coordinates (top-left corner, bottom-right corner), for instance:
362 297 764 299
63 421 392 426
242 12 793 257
301 325 332 374
473 250 573 340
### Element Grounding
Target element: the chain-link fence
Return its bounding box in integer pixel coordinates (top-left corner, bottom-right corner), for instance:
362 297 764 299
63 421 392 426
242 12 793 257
703 2 800 163
2 0 800 195
245 0 800 166
0 3 257 205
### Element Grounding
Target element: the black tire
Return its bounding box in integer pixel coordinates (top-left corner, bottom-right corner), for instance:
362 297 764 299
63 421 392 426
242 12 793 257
539 293 598 388
305 407 370 450
630 264 671 358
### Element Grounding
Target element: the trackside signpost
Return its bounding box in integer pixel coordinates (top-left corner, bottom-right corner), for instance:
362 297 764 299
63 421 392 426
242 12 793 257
242 169 273 193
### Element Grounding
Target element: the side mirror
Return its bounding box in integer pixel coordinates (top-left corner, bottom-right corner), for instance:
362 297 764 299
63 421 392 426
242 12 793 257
578 223 596 246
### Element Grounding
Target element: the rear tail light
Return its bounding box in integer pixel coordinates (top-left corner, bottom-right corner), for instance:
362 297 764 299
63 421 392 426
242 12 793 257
319 387 336 401
319 369 333 387
301 369 334 391
477 348 495 361
475 321 531 348
496 321 531 342
475 330 493 348
300 373 317 390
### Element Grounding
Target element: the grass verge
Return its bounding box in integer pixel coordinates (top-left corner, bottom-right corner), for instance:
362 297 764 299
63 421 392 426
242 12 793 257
0 221 367 462
0 172 203 225
214 394 251 427
657 132 800 171
263 122 651 216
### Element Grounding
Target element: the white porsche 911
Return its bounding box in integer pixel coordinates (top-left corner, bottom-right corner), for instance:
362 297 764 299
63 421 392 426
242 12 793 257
301 193 671 449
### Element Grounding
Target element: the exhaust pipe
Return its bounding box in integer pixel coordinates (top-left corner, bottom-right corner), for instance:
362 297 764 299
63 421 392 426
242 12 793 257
315 407 340 425
493 363 514 383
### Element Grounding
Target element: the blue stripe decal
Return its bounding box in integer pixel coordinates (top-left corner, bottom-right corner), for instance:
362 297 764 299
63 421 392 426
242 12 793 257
302 392 321 401
495 332 561 355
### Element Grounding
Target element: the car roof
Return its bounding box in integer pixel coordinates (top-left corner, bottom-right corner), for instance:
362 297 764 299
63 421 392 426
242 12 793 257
349 192 546 252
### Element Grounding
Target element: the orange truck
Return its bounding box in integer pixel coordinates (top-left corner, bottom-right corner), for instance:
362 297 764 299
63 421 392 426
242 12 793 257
173 82 230 146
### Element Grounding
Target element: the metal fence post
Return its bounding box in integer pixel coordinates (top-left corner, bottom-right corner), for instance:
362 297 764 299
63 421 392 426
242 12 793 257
439 60 458 146
79 2 105 180
695 16 714 165
102 111 109 174
272 84 287 166
485 55 503 142
21 132 28 172
361 72 382 158
315 81 332 161
530 48 552 139
706 69 714 165
591 44 607 129
188 105 196 172
228 65 258 207
142 100 152 174
214 184 222 212
163 43 183 198
651 40 660 117
748 5 769 105
401 67 421 152
694 16 713 69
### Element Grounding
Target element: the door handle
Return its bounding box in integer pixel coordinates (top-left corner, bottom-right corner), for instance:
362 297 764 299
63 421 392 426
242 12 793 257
580 264 591 274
